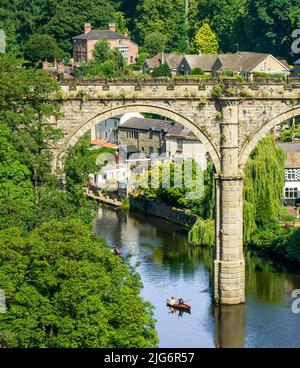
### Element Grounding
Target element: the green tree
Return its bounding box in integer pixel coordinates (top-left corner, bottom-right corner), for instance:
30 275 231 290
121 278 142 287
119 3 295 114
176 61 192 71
194 23 219 54
24 34 64 64
191 0 247 53
0 220 158 347
134 0 188 53
0 55 63 195
93 39 111 63
0 121 36 230
143 32 167 56
45 0 122 53
242 0 300 61
152 64 172 77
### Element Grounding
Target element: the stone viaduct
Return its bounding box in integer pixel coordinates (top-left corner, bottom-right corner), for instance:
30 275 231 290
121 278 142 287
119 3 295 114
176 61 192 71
53 77 300 305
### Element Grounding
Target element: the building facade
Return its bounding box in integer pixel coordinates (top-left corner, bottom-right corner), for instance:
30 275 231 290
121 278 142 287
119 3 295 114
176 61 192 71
118 117 174 156
73 22 138 64
212 52 290 78
91 112 144 142
277 143 300 206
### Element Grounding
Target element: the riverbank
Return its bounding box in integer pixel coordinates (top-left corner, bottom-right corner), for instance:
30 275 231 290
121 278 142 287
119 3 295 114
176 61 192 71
129 194 197 228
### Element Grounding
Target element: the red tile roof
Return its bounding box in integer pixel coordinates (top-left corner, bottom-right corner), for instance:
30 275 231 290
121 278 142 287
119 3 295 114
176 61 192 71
90 139 118 149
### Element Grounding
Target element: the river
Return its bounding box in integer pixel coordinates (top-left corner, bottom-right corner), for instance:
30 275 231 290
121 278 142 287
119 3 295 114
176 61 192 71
93 205 300 348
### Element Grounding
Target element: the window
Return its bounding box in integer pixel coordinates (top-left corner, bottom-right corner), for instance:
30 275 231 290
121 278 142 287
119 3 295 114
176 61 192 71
126 130 138 139
149 147 154 154
141 147 145 151
113 130 118 143
149 131 153 139
285 169 300 182
285 187 298 199
177 139 183 151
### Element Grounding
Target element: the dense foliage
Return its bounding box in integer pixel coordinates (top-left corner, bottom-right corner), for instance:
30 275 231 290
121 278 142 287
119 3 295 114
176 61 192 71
75 39 125 78
0 54 158 347
1 1 299 61
186 136 300 265
0 220 157 347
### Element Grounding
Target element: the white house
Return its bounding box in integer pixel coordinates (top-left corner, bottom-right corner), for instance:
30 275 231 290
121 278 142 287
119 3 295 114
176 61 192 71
166 123 208 171
277 143 300 206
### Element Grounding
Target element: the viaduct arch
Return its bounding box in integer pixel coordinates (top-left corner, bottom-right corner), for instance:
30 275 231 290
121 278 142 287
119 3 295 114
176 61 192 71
54 78 300 305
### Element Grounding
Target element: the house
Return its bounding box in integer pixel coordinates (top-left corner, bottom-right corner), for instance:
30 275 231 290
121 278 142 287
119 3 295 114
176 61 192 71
292 58 300 76
277 143 300 206
118 117 209 170
92 112 144 143
73 22 138 64
142 53 183 74
165 123 208 170
212 52 290 78
118 117 174 156
177 55 218 75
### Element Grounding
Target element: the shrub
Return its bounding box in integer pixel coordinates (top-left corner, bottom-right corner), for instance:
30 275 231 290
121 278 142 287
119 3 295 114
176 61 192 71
191 67 205 75
152 64 172 78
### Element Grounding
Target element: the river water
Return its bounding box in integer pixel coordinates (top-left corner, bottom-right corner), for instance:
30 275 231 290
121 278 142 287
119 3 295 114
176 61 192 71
93 205 300 348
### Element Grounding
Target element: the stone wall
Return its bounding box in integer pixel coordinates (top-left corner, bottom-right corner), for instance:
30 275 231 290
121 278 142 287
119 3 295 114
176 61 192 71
129 195 198 228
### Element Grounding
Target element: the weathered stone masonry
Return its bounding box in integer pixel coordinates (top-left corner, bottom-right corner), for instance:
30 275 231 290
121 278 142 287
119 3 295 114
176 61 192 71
53 77 300 305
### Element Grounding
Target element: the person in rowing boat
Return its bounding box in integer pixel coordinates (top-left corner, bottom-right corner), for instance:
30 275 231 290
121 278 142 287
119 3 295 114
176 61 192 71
178 298 184 305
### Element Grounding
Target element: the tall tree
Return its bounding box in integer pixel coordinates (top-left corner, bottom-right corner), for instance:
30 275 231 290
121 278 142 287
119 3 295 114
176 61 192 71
193 0 247 53
0 55 62 195
242 0 300 60
194 23 219 54
45 0 122 53
24 34 64 63
134 0 188 53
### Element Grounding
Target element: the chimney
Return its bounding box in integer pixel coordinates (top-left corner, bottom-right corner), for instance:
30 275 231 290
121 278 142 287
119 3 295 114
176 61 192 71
109 22 116 32
84 23 92 34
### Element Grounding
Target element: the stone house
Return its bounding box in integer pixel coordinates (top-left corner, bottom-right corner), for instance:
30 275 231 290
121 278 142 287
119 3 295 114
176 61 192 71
118 117 175 156
277 143 300 206
212 52 290 78
142 52 183 74
177 55 218 75
73 22 138 64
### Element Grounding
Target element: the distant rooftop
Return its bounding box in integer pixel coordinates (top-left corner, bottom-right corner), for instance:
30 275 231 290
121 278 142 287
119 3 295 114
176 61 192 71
73 29 129 41
119 117 174 132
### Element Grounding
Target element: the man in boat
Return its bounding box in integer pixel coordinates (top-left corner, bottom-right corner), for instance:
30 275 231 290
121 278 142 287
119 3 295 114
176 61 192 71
178 298 184 305
113 247 121 256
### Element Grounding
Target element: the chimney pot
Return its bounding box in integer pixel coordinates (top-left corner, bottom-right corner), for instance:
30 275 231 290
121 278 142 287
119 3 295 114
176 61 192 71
109 22 116 32
84 23 92 34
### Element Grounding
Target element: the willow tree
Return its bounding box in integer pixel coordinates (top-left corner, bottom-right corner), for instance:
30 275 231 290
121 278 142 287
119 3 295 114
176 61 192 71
189 135 286 247
243 135 286 243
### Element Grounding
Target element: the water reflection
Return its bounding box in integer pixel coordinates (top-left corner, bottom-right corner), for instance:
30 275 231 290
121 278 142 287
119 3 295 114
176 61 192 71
214 305 245 348
93 205 300 348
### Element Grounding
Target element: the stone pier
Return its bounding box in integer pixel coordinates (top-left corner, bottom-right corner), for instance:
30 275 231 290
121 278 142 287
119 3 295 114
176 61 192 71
214 99 245 305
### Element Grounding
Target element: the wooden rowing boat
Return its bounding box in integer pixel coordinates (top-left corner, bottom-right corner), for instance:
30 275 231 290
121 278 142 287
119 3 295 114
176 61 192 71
166 298 191 311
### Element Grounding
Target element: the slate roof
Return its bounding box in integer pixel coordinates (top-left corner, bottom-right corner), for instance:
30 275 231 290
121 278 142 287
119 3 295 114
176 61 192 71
119 117 174 132
277 143 300 168
215 52 289 72
182 54 218 72
166 123 198 140
144 53 183 70
73 29 129 41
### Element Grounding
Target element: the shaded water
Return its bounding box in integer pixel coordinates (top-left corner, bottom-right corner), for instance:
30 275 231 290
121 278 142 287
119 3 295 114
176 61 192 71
93 205 300 348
